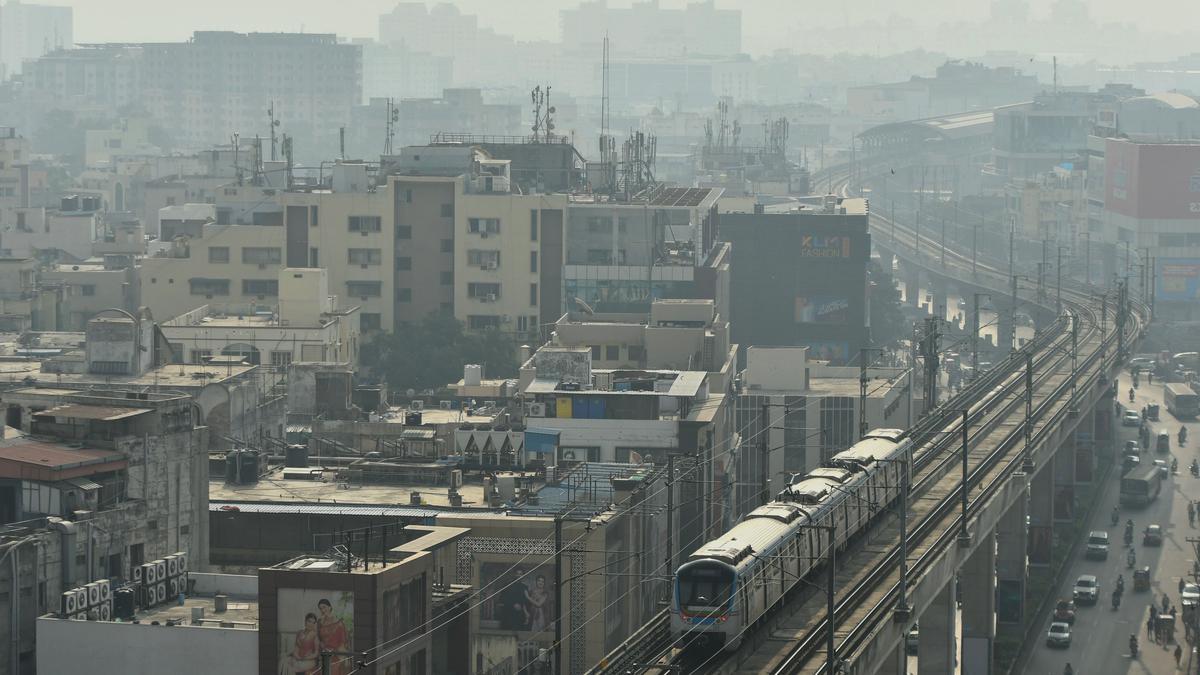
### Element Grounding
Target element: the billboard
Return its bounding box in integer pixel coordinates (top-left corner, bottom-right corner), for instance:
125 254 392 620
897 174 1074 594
1157 258 1200 302
479 562 555 636
803 341 850 363
1105 138 1200 219
794 295 850 324
277 589 354 675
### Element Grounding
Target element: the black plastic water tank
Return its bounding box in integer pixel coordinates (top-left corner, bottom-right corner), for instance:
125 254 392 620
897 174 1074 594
285 444 309 468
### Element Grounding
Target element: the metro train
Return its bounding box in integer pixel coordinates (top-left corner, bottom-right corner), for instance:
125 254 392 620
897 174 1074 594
671 428 913 652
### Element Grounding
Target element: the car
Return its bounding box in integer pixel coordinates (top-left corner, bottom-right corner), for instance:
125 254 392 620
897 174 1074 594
1073 575 1099 604
1143 524 1164 546
1123 410 1142 427
1122 454 1141 474
905 623 919 655
1157 432 1171 453
1085 531 1109 560
1130 357 1156 370
1046 621 1072 647
1054 599 1077 624
1154 459 1170 478
1125 440 1140 454
1183 584 1199 609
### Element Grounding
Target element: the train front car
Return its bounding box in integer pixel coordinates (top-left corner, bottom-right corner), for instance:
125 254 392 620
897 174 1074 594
673 557 740 651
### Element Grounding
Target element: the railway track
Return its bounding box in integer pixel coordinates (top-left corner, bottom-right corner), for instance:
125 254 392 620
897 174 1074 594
590 163 1145 675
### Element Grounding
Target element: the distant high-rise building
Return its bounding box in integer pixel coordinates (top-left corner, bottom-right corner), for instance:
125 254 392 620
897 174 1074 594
559 0 742 58
0 0 72 80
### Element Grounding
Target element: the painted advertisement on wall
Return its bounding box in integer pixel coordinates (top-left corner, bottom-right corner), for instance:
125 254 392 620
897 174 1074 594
479 562 555 636
1157 258 1200 302
277 589 354 675
1105 138 1200 219
794 295 850 324
798 234 852 258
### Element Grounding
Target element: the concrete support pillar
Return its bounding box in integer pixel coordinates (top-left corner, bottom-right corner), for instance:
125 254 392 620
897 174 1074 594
904 265 922 307
918 583 957 675
996 494 1028 625
876 642 907 675
995 305 1014 354
1072 409 1096 484
1053 441 1077 524
930 275 948 321
961 538 996 675
1028 458 1055 566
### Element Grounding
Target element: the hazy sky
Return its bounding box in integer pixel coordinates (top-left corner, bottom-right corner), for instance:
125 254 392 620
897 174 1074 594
60 0 1176 49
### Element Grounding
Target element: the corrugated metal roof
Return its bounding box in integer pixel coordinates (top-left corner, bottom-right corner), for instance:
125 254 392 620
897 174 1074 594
209 501 441 518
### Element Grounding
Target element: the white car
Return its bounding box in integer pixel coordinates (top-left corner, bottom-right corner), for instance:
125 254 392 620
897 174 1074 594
1122 410 1141 427
1046 621 1072 647
1073 575 1099 605
1183 583 1199 608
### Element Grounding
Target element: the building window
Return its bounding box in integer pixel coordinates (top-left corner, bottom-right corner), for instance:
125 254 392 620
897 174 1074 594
309 248 319 267
590 345 601 360
348 215 382 233
347 248 382 266
397 288 412 302
80 285 96 296
530 251 538 273
605 345 620 361
530 282 538 306
310 205 319 227
627 345 645 362
242 279 279 296
440 271 454 285
396 225 413 239
208 247 230 263
587 249 612 264
530 210 539 240
395 256 412 271
468 282 501 299
270 351 293 367
517 316 529 332
189 278 230 296
241 247 282 265
360 313 382 331
467 218 500 234
440 203 454 218
467 250 500 268
468 315 500 330
216 208 232 225
405 189 413 203
440 238 453 252
346 281 382 298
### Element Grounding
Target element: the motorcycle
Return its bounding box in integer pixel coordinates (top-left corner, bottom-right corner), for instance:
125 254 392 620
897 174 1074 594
1173 458 1180 475
1112 591 1121 610
1117 575 1125 594
1125 528 1134 546
1130 388 1136 402
1112 508 1120 526
1130 635 1139 658
1127 549 1137 569
1180 427 1188 446
1191 460 1199 478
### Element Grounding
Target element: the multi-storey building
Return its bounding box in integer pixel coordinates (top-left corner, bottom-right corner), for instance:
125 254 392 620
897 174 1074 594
0 0 72 80
139 32 361 154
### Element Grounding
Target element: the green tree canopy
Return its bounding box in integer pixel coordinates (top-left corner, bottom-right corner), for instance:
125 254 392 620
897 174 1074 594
359 314 519 392
868 261 906 348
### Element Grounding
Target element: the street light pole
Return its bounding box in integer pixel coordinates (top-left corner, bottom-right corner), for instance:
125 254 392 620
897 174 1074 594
1056 245 1068 315
1023 352 1035 472
890 458 911 622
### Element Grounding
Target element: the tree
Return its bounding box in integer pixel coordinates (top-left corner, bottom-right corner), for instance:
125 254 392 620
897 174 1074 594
359 314 519 392
867 261 906 348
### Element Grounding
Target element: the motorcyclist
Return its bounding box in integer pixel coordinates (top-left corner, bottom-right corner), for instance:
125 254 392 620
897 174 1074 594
1192 458 1199 477
1130 634 1139 657
1064 664 1074 675
1181 426 1188 445
1112 506 1120 525
1118 574 1125 592
1113 589 1121 609
1128 547 1137 568
1130 387 1136 402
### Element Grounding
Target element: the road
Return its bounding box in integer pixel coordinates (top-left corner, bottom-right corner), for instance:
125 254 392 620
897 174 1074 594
1021 366 1197 675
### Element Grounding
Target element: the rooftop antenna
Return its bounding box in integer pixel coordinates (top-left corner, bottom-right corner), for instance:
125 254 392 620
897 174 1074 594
531 86 556 143
339 126 345 161
383 98 399 155
267 102 280 161
601 33 610 141
1052 56 1058 95
282 134 294 187
232 133 242 186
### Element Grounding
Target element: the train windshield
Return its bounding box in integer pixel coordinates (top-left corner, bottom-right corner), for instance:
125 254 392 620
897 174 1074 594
678 564 734 611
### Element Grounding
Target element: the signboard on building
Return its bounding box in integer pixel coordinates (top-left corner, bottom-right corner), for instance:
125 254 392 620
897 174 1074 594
795 295 849 324
798 234 851 258
276 589 354 674
1157 258 1200 301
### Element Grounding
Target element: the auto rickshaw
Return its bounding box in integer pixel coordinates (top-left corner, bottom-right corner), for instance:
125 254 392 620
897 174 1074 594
1157 432 1171 453
1147 403 1161 421
1155 612 1176 644
1134 566 1151 592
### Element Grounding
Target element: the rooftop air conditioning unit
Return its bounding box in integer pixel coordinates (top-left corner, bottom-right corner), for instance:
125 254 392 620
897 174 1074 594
485 293 497 302
410 400 424 411
440 400 453 410
501 315 511 323
62 591 77 615
485 261 498 270
526 402 547 417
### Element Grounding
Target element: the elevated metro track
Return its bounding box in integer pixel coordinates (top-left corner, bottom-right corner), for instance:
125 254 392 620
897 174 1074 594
591 163 1147 675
